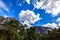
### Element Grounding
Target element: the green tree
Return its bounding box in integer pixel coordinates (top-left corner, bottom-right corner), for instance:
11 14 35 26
27 27 41 40
19 28 27 40
47 28 60 40
0 19 20 40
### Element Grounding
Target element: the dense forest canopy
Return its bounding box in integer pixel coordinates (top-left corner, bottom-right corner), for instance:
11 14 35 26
0 17 60 40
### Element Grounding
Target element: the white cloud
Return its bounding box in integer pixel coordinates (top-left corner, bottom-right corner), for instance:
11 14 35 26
3 15 9 18
21 21 31 28
43 23 59 29
58 22 60 27
56 18 60 22
25 0 30 4
56 18 60 27
19 10 41 28
33 0 60 16
0 1 9 12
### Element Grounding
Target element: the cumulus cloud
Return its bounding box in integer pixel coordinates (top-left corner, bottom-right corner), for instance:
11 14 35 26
25 0 30 4
21 21 31 28
43 23 59 29
19 10 41 28
0 0 9 12
33 0 60 16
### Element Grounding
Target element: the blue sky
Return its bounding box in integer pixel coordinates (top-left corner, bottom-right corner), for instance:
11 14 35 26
0 0 60 28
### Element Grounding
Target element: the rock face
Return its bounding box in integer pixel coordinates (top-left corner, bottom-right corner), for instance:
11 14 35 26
0 16 15 24
36 26 52 35
0 16 15 29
